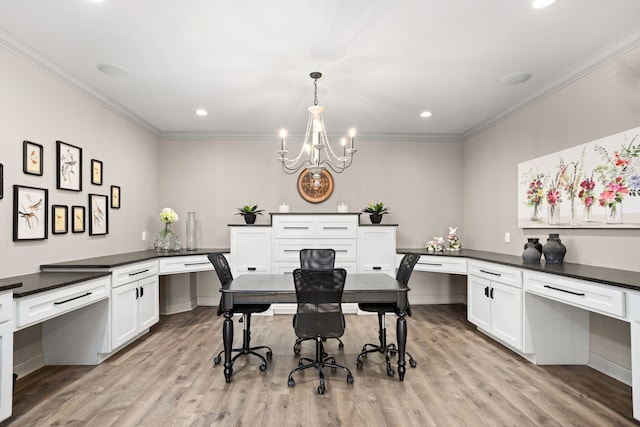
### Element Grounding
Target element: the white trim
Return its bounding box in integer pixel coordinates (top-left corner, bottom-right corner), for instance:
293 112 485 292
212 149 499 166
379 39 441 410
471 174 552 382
589 352 632 386
13 352 44 379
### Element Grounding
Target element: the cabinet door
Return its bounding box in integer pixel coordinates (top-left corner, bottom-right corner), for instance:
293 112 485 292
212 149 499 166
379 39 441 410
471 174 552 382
111 282 139 349
468 275 490 330
0 320 13 422
138 275 159 331
491 281 522 350
357 227 396 276
230 228 272 275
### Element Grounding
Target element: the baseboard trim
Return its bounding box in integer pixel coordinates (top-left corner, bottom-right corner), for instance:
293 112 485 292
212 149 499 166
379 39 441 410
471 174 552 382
160 298 198 315
14 352 44 379
588 352 632 386
411 295 466 305
196 296 218 306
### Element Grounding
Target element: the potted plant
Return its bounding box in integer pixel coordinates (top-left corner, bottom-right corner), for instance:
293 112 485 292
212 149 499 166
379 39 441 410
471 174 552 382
362 202 389 224
236 204 264 224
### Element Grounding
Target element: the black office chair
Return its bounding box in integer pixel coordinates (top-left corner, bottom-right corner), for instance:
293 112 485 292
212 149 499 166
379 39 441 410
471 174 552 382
287 268 354 394
208 253 272 372
293 249 344 355
356 253 420 377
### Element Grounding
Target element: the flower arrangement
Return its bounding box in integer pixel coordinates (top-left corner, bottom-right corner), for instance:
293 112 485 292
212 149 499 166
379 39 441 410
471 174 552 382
578 175 596 208
155 208 181 252
159 207 179 226
521 171 546 221
446 227 461 251
426 236 445 252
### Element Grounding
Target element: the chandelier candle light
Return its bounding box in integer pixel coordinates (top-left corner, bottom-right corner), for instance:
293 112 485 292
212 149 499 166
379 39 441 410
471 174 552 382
278 72 357 188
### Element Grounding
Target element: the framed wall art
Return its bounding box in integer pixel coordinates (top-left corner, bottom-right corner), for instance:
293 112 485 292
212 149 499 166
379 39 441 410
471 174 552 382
0 163 3 199
91 159 103 185
56 140 82 191
72 205 85 233
88 193 108 235
52 205 68 234
110 185 120 209
297 168 334 203
518 126 640 229
13 184 48 241
23 140 43 176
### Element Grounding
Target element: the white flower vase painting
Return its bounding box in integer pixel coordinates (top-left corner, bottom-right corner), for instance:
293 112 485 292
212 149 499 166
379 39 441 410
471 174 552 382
518 126 640 229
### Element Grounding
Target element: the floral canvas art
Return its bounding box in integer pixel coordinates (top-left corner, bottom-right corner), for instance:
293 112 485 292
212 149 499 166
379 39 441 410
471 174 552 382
518 126 640 228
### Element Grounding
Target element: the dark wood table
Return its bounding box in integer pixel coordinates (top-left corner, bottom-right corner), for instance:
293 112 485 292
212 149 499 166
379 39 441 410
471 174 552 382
220 273 411 383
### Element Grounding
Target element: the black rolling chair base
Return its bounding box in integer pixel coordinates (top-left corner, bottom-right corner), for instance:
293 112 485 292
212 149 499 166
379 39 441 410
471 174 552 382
287 342 354 394
212 312 273 372
356 343 417 376
293 336 344 356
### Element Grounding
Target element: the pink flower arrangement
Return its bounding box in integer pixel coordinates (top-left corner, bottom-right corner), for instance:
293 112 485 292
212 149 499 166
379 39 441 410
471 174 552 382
578 176 596 207
525 174 545 208
598 176 629 210
546 188 561 205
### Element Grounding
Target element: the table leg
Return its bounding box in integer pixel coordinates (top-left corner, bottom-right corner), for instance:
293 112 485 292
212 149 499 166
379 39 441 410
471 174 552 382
396 310 407 381
223 310 234 383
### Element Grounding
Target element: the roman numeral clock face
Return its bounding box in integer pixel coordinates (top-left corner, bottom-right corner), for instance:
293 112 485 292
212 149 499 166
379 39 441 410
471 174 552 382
297 168 334 203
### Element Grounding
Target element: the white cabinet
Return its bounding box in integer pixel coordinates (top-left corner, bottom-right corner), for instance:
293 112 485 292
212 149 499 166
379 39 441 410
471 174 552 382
467 261 522 351
358 226 396 276
0 291 13 422
230 227 272 276
111 261 159 350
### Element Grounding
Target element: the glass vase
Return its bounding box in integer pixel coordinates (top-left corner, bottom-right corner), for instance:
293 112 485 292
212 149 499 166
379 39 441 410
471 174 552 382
583 204 593 222
548 204 560 225
569 198 576 226
186 212 197 251
154 223 181 252
530 204 541 222
607 203 623 224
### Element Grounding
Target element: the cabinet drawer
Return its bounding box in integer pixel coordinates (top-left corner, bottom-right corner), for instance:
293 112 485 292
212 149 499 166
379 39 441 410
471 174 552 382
0 292 13 323
414 255 467 274
273 262 357 275
112 261 158 288
273 215 358 238
525 272 625 317
316 217 357 238
468 261 522 288
273 217 317 238
159 255 213 274
16 276 110 328
234 264 270 275
273 239 357 262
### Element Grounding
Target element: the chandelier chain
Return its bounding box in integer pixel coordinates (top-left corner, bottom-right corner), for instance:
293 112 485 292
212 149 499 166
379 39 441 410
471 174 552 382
313 78 318 106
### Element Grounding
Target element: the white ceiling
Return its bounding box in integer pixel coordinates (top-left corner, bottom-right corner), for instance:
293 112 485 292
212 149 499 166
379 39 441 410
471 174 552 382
1 0 640 142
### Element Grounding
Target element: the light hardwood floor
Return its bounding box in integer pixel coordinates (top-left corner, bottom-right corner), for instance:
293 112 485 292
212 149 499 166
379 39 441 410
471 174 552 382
2 304 637 426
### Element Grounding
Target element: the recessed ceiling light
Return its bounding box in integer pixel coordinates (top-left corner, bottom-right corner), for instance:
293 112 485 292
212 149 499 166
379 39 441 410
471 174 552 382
97 63 129 78
195 109 208 117
420 111 433 118
532 0 558 9
499 72 532 85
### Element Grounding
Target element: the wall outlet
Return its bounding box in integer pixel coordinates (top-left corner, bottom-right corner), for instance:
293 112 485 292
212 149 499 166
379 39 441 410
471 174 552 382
142 231 147 241
504 232 510 243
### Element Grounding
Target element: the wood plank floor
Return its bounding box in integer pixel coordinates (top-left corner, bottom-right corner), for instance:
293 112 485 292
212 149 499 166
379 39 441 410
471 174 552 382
2 304 637 426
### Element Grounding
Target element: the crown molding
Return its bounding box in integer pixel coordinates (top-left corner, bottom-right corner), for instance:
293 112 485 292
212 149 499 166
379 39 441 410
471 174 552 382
158 131 464 143
463 25 640 140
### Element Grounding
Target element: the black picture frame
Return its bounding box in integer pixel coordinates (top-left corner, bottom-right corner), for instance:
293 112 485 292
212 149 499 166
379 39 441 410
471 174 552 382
0 163 3 199
91 159 103 185
72 205 86 233
23 140 44 176
52 205 69 235
13 184 48 241
56 140 82 191
110 185 121 209
88 193 108 236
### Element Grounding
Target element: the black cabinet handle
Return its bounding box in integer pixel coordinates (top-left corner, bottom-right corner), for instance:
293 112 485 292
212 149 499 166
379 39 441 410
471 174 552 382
479 269 501 277
140 286 144 298
184 261 210 266
490 288 494 299
54 292 92 305
247 267 257 271
543 285 585 296
135 288 139 299
484 286 489 297
373 266 382 270
129 269 150 277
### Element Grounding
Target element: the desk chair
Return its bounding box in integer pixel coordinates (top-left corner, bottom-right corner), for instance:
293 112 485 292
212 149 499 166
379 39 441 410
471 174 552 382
208 253 272 372
293 249 344 355
287 268 354 394
356 253 420 377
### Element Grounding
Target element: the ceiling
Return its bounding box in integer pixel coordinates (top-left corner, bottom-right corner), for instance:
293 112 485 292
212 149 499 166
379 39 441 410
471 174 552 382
1 0 640 142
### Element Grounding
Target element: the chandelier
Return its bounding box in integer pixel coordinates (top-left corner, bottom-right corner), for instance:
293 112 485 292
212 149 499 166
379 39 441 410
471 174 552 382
278 72 356 187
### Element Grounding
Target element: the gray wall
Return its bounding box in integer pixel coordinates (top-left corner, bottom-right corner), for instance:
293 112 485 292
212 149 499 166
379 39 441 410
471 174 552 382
462 45 640 370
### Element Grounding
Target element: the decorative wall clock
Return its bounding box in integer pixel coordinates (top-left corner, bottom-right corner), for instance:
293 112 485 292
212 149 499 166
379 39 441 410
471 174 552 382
297 168 333 203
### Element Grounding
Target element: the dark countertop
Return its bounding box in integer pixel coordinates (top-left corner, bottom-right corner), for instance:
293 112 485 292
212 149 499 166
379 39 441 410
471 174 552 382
397 248 640 291
40 248 228 270
0 281 23 293
0 271 112 298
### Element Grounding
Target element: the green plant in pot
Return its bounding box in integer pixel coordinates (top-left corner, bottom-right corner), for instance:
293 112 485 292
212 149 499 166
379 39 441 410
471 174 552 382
362 202 389 224
236 204 264 224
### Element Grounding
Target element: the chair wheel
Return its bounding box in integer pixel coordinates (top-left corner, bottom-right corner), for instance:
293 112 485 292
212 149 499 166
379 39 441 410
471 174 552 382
293 346 300 356
298 360 304 367
287 377 295 387
317 379 325 395
213 355 221 365
386 367 395 377
267 351 273 359
338 342 344 350
389 349 397 357
410 358 417 368
346 374 354 385
356 360 363 369
259 363 267 372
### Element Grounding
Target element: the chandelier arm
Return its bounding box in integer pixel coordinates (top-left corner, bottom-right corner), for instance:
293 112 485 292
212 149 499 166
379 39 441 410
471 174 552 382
280 159 311 175
321 156 353 174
